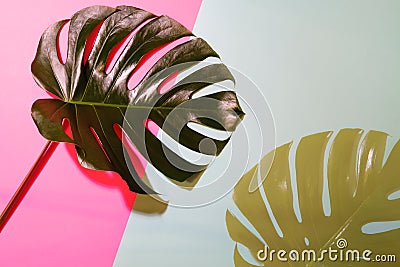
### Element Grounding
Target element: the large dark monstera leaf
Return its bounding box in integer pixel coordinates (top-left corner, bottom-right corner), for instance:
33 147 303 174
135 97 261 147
31 5 244 193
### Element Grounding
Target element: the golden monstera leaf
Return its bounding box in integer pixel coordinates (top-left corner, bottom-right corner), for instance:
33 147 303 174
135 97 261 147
226 129 400 266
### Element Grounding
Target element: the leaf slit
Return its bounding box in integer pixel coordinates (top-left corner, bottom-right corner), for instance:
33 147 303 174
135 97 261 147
322 130 337 217
145 119 214 165
105 17 158 74
187 122 231 141
83 20 105 66
191 80 233 99
157 70 180 94
127 36 192 90
56 20 70 64
90 126 111 163
113 123 147 178
61 118 73 140
289 139 302 223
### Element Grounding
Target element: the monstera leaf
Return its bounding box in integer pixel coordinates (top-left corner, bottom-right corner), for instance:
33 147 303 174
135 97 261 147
226 129 400 266
31 5 244 193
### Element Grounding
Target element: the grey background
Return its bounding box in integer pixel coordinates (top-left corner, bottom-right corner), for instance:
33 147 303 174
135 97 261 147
114 1 400 266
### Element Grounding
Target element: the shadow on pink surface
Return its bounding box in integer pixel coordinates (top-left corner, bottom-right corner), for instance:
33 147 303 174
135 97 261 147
0 1 202 266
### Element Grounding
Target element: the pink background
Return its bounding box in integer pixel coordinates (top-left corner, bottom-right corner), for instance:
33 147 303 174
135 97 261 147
0 1 201 266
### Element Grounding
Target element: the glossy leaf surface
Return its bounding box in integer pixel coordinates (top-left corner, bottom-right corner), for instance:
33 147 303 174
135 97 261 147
31 6 244 193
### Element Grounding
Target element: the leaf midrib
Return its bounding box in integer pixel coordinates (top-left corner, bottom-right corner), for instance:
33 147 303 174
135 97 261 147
307 183 380 266
65 100 218 112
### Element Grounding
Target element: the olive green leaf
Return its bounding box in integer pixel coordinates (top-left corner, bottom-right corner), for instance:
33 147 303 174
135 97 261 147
226 129 400 266
31 6 244 193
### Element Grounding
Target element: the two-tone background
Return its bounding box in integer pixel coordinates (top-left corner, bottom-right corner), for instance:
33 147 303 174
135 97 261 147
0 1 399 266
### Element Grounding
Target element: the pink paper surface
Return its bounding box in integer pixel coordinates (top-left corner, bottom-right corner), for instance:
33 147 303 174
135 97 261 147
0 1 202 266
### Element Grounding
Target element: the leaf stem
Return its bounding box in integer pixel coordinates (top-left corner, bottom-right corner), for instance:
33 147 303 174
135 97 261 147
0 140 59 233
